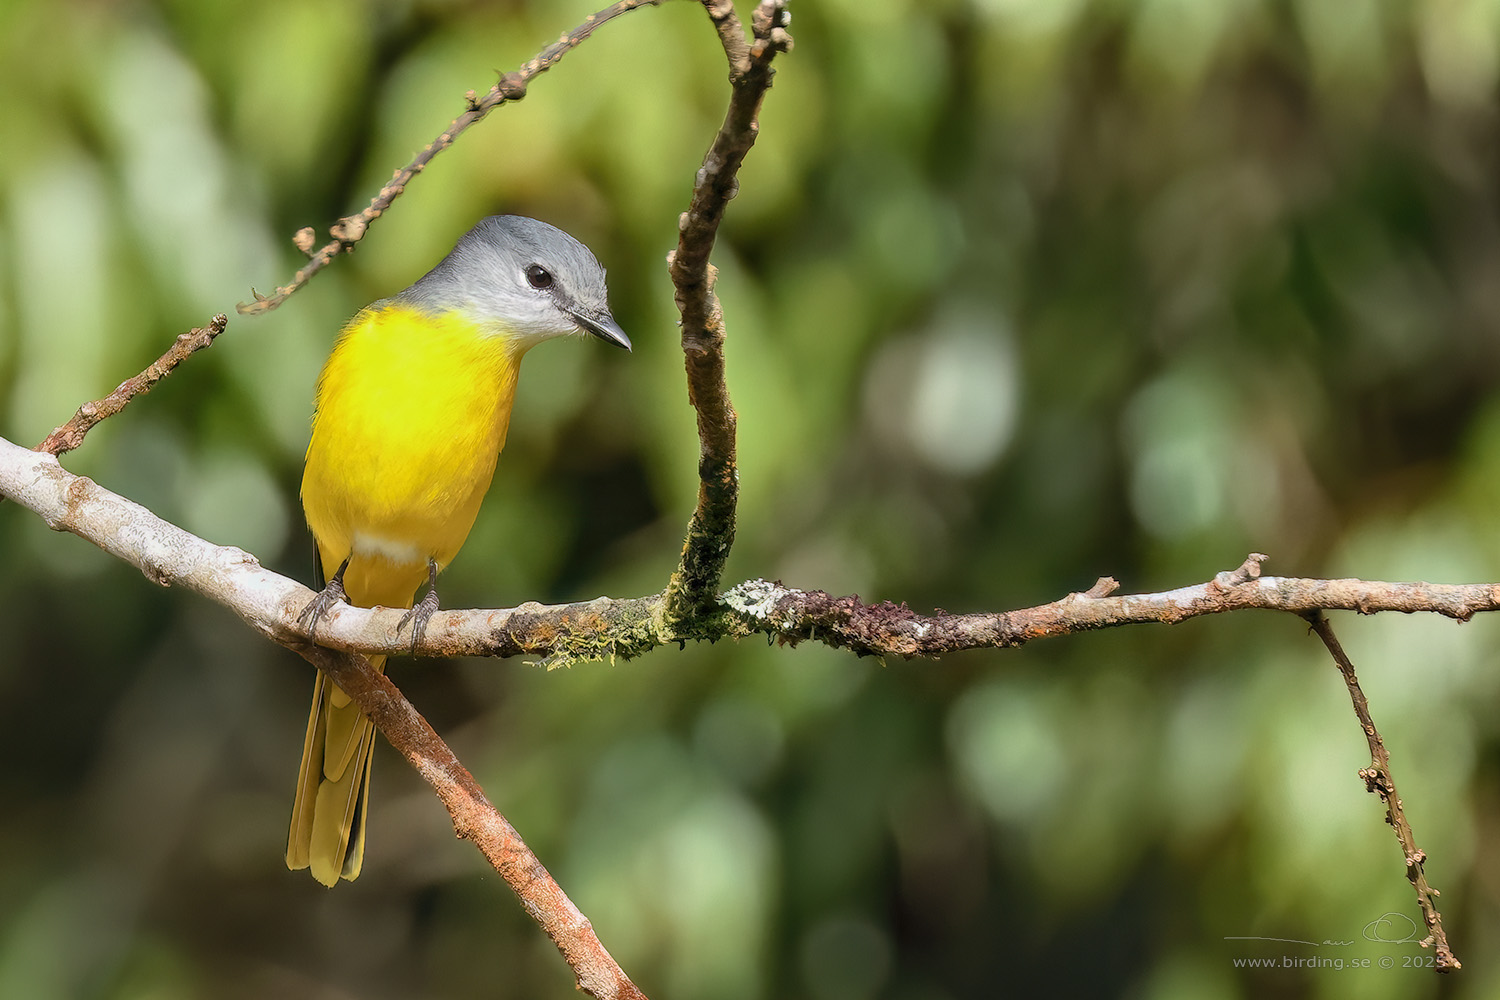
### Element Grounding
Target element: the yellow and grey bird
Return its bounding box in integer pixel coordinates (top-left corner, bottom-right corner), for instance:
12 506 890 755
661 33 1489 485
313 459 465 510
289 215 630 886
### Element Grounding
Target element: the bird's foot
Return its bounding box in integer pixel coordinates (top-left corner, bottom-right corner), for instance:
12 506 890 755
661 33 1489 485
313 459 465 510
397 559 440 655
298 558 351 638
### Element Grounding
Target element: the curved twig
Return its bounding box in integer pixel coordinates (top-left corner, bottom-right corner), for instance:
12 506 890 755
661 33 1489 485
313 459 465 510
36 314 228 457
1305 615 1460 972
236 0 661 316
660 0 792 629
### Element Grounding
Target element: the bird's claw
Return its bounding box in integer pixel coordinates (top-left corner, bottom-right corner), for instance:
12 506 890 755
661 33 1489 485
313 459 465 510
298 566 350 638
397 559 441 656
397 588 439 655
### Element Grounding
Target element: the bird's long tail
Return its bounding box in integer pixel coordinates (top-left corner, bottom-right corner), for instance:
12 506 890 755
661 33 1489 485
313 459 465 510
287 558 420 886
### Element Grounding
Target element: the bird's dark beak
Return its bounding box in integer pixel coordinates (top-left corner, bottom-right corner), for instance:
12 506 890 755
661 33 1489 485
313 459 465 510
576 311 632 352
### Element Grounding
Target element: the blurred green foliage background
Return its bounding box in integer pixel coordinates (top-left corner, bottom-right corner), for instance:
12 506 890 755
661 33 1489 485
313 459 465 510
2 0 1499 997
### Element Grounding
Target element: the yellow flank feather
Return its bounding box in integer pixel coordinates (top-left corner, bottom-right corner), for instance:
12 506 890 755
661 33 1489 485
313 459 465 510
288 303 523 887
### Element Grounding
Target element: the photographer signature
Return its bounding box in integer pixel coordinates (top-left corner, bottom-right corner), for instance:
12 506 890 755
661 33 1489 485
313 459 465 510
1224 911 1420 948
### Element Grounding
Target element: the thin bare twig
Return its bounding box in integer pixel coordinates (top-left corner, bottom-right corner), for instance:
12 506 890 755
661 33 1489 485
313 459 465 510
236 0 661 317
35 314 228 456
1305 614 1461 972
661 0 792 629
715 555 1500 659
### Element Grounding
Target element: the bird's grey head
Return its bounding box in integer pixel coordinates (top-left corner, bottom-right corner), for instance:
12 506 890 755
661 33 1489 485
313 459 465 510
398 215 631 352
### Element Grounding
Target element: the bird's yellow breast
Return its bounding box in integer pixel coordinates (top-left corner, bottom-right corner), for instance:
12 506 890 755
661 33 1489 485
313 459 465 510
301 303 521 585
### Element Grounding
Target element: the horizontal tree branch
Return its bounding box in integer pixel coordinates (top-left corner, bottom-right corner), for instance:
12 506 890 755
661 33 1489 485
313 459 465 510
718 556 1500 658
7 438 1497 667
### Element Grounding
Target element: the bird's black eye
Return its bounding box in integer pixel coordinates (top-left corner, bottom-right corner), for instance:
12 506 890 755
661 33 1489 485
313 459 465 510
525 264 553 289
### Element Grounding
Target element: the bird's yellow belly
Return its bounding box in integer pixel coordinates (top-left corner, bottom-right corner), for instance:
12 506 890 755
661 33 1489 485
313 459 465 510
300 304 520 591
